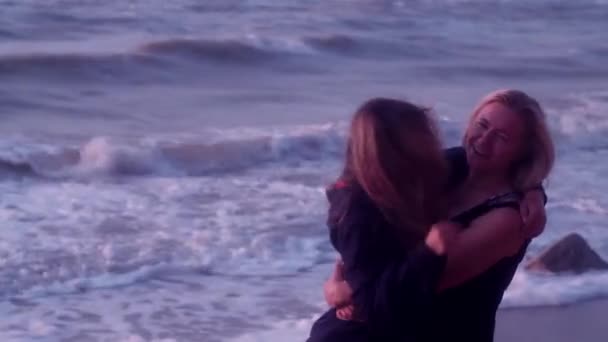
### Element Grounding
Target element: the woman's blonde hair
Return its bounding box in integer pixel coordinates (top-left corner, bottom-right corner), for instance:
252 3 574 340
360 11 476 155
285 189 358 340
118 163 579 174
463 89 555 191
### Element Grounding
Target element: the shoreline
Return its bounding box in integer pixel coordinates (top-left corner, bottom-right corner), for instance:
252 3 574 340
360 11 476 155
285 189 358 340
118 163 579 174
496 298 608 342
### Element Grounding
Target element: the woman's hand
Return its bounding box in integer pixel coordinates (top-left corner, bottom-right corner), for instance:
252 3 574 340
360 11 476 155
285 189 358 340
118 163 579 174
520 189 547 239
328 222 460 320
438 207 524 291
425 221 460 256
336 305 355 321
324 258 357 321
324 257 354 308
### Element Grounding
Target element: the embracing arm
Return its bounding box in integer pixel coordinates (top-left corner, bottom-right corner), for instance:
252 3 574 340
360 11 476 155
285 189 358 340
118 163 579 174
438 207 525 291
325 222 455 305
369 234 449 328
327 218 456 331
330 190 456 325
326 196 545 314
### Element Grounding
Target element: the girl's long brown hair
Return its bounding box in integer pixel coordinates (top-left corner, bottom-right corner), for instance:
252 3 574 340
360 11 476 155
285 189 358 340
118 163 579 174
339 98 448 244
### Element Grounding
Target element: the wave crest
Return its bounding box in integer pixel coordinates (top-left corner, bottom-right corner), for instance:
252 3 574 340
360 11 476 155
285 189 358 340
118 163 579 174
1 125 346 179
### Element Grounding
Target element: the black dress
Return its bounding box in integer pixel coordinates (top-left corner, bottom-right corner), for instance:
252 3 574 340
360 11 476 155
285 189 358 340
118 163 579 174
427 148 530 342
423 193 528 342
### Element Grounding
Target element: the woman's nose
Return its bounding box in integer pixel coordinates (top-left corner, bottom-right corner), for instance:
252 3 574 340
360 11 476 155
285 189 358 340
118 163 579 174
477 130 494 149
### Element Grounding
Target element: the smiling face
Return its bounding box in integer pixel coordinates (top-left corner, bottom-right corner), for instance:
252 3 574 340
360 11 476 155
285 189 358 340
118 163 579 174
464 102 527 175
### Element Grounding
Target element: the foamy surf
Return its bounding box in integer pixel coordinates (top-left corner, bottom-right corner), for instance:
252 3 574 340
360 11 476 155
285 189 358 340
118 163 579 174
3 108 608 181
227 317 317 342
0 123 347 179
502 269 608 308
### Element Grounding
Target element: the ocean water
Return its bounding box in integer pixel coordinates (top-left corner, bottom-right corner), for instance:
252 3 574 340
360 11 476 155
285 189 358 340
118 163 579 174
1 0 608 341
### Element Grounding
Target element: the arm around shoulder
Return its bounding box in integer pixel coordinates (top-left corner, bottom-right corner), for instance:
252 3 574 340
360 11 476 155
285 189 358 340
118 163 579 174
438 207 525 291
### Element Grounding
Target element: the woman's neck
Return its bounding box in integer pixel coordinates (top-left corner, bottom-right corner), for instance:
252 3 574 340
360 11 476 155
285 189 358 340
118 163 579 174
466 171 513 197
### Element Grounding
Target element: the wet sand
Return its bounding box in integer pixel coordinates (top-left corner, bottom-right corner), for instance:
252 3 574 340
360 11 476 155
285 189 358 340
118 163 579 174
496 299 608 342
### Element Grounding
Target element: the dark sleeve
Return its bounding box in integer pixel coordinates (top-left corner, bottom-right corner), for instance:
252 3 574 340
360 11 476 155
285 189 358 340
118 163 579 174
369 244 446 336
444 146 469 189
330 196 383 296
332 198 446 336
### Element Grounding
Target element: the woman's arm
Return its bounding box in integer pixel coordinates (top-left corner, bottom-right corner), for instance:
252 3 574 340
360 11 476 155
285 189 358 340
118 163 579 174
327 209 527 312
323 258 352 309
369 226 455 328
324 223 455 304
437 207 525 291
326 221 458 324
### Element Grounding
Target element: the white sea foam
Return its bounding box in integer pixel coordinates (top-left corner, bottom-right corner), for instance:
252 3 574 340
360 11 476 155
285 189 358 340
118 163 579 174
0 123 347 179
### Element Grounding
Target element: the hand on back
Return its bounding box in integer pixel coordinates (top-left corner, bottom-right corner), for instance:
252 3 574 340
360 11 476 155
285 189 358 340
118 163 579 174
425 221 461 256
519 189 547 239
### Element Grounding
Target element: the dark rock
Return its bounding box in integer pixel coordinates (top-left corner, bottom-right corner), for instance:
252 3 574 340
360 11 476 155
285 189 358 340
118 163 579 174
525 233 608 274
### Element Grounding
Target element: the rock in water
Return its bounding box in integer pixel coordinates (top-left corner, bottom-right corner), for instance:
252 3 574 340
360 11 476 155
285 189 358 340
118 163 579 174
525 233 608 274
